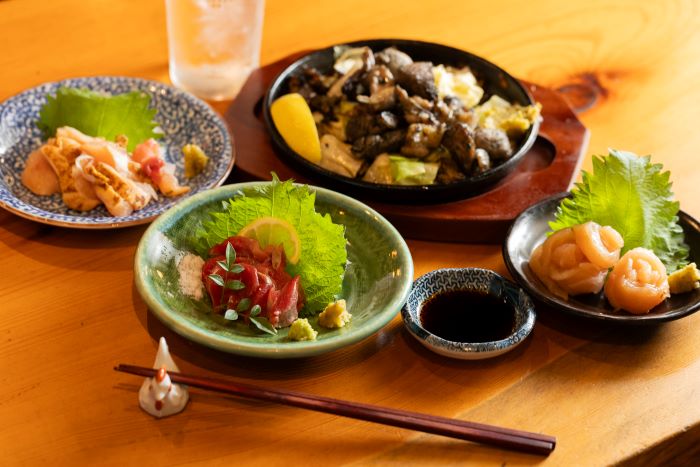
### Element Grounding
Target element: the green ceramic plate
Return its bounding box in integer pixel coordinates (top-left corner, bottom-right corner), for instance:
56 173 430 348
134 182 413 358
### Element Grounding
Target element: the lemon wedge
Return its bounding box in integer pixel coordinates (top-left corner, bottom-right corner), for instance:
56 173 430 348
270 93 321 164
238 216 301 264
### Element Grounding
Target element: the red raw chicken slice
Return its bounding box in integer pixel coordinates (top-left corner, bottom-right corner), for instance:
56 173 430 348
250 272 275 311
202 236 305 328
210 236 286 271
133 138 190 197
265 276 302 328
202 257 259 309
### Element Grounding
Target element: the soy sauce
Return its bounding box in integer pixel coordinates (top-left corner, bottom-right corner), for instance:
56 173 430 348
419 290 515 343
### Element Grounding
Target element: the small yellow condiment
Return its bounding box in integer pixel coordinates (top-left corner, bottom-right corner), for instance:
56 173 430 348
668 263 700 294
182 144 209 178
318 299 351 329
288 318 318 341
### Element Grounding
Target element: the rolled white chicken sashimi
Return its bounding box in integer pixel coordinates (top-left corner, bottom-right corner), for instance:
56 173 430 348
573 221 624 268
529 222 624 300
604 247 669 314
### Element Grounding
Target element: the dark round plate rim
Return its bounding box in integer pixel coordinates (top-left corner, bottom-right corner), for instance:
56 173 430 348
263 38 540 203
503 192 700 324
0 75 235 229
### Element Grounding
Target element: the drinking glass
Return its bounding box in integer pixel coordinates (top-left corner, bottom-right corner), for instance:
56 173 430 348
165 0 265 101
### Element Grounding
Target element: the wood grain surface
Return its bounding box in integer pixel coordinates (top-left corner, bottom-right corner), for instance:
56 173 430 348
1 0 700 465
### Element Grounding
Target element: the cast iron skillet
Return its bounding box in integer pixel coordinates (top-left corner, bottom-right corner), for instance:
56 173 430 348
263 38 540 204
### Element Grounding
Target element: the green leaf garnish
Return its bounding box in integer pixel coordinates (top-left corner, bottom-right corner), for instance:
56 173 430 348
225 242 236 267
208 274 224 287
196 175 347 313
225 280 245 291
216 260 230 272
250 304 261 317
228 264 244 274
250 316 277 335
550 149 689 271
224 309 239 321
237 298 251 312
37 87 162 151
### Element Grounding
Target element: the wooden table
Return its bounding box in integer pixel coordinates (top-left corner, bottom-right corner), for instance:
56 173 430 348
2 0 699 465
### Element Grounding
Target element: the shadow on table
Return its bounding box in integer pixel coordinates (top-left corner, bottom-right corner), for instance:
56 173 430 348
533 301 661 344
516 301 698 379
1 212 145 271
131 285 403 381
129 273 699 397
393 297 698 394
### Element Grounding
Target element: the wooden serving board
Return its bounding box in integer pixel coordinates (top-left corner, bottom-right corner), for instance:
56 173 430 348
224 54 589 243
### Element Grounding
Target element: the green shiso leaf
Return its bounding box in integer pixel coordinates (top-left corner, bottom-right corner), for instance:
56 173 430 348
37 87 162 151
549 149 689 272
197 176 347 314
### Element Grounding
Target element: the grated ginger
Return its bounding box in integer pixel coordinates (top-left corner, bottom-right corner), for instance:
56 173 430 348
183 144 209 178
668 263 700 294
318 299 351 329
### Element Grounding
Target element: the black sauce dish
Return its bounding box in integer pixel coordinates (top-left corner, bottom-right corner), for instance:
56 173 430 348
263 38 540 204
503 193 700 324
401 268 536 360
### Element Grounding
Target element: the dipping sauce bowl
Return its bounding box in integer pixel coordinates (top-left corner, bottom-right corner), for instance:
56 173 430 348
401 268 535 360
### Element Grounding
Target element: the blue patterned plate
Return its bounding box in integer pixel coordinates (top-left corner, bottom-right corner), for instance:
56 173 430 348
402 268 535 360
0 76 234 228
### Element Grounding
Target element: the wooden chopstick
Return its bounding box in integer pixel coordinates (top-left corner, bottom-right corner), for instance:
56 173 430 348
115 363 555 455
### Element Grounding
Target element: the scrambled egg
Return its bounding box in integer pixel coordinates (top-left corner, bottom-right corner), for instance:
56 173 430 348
668 263 700 294
183 144 209 178
318 299 352 329
288 318 318 341
433 65 484 108
474 95 541 136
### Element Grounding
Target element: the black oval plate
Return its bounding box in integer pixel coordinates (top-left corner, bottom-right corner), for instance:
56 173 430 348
263 39 540 204
503 193 700 324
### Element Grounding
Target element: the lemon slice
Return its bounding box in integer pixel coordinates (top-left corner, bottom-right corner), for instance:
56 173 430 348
270 93 321 164
239 217 301 264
